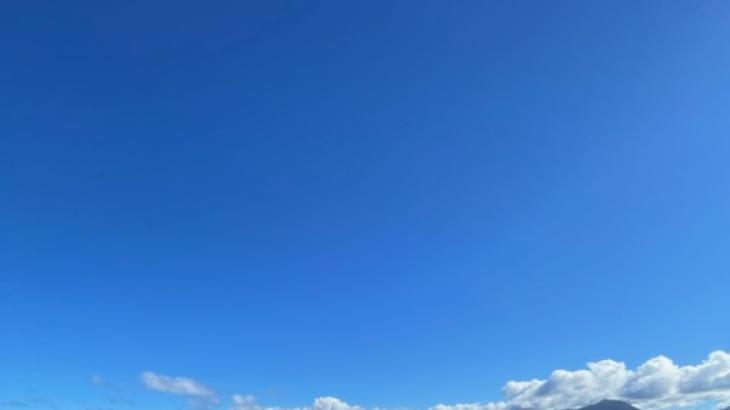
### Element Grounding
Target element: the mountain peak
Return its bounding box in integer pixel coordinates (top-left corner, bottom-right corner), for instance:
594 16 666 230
577 400 640 410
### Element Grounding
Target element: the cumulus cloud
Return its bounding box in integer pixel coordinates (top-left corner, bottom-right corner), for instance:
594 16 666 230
141 351 730 410
230 395 362 410
141 371 217 398
432 351 730 410
312 397 364 410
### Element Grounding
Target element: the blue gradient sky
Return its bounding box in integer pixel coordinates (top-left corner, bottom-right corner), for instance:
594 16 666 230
2 1 730 410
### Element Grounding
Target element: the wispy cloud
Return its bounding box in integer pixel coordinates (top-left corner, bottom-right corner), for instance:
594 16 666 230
231 394 261 410
432 351 730 410
25 399 58 410
0 400 29 408
103 395 135 407
141 371 219 410
141 372 216 398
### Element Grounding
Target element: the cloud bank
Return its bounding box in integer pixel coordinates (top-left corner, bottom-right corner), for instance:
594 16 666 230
140 351 730 410
433 351 730 410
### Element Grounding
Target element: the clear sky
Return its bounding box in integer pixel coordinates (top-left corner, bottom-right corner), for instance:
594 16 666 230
2 2 730 410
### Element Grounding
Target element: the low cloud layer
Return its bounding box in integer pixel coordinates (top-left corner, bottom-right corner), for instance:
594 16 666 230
433 351 730 410
139 351 730 410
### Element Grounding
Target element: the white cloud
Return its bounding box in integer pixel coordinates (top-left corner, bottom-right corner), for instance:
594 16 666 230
312 397 363 410
230 395 362 410
142 351 730 410
142 371 217 398
232 394 263 410
432 351 730 410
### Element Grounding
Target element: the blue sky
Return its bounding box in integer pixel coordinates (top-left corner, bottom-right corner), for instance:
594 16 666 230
2 1 730 410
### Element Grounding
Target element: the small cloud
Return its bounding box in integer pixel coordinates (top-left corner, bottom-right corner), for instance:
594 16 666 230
141 372 216 398
312 397 363 410
229 395 363 410
142 371 218 410
232 395 262 410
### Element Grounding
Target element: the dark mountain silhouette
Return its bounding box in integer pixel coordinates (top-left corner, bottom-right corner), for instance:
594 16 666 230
574 400 641 410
